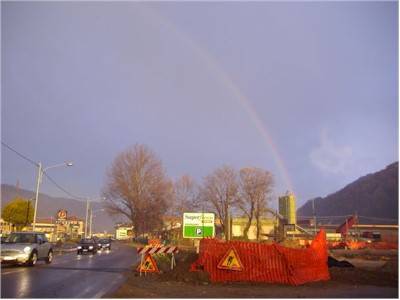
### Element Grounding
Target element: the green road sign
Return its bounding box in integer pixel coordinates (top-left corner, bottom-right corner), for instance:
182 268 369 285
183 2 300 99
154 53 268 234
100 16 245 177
183 212 215 239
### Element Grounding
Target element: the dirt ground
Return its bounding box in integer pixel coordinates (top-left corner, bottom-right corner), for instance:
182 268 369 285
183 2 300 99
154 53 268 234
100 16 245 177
106 249 398 298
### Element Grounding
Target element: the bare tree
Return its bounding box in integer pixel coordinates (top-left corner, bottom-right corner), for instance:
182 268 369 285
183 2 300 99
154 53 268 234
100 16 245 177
238 167 273 240
200 165 239 240
173 175 199 215
170 175 199 238
102 144 173 237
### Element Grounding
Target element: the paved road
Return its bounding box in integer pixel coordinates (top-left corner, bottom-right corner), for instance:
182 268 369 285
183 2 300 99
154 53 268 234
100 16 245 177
1 242 136 298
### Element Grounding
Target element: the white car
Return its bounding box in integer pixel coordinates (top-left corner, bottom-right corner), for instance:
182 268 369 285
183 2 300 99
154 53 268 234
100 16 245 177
1 232 53 266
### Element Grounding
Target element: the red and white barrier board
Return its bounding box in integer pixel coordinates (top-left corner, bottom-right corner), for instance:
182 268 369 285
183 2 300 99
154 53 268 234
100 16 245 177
137 246 179 255
136 246 179 274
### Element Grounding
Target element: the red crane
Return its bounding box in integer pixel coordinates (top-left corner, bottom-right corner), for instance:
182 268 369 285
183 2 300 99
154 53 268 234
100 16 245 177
336 215 358 237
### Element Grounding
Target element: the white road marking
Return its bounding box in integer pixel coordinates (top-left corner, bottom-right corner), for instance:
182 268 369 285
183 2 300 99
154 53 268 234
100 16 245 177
92 274 124 298
1 268 26 275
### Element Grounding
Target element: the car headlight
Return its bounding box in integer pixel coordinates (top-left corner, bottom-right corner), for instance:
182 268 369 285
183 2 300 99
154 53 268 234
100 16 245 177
23 246 31 254
89 246 93 249
106 244 110 246
77 246 82 249
98 244 101 246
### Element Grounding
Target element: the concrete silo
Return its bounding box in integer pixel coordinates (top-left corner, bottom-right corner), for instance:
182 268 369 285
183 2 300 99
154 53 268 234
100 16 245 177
278 192 296 225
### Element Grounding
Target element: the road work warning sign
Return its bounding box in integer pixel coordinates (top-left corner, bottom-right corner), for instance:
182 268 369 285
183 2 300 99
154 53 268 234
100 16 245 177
217 247 243 271
137 254 159 273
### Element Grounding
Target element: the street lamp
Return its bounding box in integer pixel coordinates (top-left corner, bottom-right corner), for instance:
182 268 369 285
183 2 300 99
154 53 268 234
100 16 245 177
89 208 105 237
32 161 73 231
84 197 106 238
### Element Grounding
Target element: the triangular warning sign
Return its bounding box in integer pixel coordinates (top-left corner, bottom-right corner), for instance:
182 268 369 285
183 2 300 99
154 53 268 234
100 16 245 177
217 247 243 271
137 254 159 273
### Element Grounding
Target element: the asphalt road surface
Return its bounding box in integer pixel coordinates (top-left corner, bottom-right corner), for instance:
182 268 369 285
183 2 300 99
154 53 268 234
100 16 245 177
1 242 135 298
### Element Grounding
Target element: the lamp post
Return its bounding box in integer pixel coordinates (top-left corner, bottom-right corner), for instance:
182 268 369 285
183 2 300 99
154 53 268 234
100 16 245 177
32 162 73 231
84 199 90 238
89 208 105 237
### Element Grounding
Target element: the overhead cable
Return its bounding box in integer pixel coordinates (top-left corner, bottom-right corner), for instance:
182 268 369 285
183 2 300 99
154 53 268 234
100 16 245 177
42 171 85 200
1 141 38 166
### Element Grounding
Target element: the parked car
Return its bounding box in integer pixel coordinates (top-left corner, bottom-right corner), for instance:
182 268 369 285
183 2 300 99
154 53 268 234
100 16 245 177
97 238 111 251
1 232 53 266
77 238 98 255
92 236 101 246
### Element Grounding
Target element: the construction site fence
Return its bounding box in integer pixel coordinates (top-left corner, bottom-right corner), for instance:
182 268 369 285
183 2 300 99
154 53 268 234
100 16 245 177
190 230 330 286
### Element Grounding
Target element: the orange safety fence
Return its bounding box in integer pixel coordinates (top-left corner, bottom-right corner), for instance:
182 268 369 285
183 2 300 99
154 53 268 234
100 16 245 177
190 230 330 285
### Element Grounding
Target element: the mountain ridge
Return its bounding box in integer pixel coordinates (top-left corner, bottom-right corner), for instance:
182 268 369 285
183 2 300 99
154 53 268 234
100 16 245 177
297 162 398 223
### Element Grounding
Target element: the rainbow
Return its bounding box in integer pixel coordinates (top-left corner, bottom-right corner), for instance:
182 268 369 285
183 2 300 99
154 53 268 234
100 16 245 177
140 6 294 194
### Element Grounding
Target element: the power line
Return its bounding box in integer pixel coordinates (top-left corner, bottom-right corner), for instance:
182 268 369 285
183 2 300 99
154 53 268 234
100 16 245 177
42 171 85 200
358 215 398 222
1 141 38 167
1 141 84 200
298 215 353 219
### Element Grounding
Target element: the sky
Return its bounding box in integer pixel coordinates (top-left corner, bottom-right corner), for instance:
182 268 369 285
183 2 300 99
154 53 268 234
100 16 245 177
1 1 398 209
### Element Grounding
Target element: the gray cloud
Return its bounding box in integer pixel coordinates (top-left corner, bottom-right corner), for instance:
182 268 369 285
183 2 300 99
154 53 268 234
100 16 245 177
310 130 353 174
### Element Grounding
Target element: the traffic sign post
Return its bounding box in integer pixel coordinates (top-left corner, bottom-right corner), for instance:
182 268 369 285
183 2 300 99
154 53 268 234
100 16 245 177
183 212 215 239
136 246 179 275
137 254 159 275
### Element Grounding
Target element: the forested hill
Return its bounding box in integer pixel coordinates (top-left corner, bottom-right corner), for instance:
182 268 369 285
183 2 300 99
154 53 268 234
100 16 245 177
297 162 398 224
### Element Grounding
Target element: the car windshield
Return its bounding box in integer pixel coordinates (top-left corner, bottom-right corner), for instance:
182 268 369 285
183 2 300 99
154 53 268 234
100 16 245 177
6 233 36 243
80 239 94 244
99 239 110 243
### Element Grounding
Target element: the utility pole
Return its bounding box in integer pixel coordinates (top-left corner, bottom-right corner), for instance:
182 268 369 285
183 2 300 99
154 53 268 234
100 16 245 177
33 162 42 231
32 161 73 231
89 207 104 238
84 199 89 238
355 211 359 239
89 208 93 237
313 199 317 235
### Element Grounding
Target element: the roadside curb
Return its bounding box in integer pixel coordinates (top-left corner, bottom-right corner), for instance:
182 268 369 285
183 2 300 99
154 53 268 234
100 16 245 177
54 247 77 255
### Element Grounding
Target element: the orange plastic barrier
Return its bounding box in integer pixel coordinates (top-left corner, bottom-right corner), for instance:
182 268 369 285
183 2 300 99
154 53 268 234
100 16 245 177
148 239 162 246
190 230 330 285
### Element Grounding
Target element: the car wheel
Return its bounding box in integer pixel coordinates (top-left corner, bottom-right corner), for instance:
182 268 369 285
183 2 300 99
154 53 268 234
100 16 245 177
28 251 38 267
77 251 81 255
45 250 53 264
